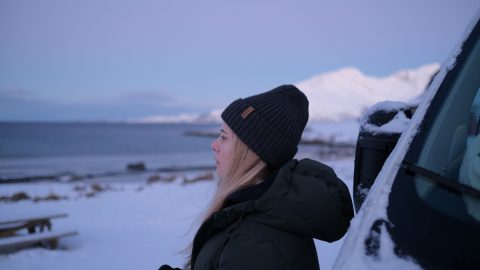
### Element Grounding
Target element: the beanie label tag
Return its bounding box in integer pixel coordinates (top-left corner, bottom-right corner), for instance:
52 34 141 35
241 106 255 119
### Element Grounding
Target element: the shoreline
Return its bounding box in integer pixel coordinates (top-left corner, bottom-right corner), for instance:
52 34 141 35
0 164 216 184
0 144 355 184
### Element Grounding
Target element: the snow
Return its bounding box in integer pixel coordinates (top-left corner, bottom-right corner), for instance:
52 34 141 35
0 157 354 270
359 101 412 135
303 119 360 145
332 9 480 270
0 176 215 270
361 222 422 270
296 64 439 122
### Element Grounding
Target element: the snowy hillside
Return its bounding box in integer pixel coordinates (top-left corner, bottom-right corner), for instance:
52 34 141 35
133 64 439 123
296 63 440 122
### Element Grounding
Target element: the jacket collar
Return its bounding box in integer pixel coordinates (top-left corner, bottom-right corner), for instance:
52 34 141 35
223 171 277 208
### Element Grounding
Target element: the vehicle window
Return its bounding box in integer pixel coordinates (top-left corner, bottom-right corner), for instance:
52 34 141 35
459 92 480 221
414 34 480 223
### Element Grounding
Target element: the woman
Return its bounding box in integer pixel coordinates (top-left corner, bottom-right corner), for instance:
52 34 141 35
160 85 354 270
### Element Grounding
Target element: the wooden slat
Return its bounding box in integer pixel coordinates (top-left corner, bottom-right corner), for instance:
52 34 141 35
0 222 27 231
0 230 78 251
0 213 68 226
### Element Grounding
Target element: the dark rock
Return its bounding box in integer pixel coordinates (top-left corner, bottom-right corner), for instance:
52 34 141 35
127 162 146 171
11 192 30 202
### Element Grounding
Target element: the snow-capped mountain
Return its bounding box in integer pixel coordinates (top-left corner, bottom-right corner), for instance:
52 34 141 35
134 63 440 123
296 63 440 122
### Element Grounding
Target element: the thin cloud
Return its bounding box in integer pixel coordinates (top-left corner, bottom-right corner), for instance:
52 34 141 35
70 89 174 107
111 90 173 104
0 87 195 121
0 88 41 100
0 87 173 106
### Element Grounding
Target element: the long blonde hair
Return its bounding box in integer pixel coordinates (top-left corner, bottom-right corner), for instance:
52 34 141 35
183 132 270 269
206 133 269 220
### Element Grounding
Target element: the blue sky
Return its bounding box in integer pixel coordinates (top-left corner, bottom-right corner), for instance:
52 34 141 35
1 0 479 122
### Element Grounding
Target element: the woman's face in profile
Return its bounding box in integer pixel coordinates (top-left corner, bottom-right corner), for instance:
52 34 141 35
211 122 235 180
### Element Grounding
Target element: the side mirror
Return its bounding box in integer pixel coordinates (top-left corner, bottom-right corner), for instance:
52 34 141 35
353 101 414 212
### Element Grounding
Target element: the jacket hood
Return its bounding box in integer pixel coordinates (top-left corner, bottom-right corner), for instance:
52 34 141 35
246 158 354 242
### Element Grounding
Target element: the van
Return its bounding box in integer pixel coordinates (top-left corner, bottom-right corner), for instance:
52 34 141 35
334 11 480 270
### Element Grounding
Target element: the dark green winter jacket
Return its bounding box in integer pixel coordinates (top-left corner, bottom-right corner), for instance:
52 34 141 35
191 158 354 270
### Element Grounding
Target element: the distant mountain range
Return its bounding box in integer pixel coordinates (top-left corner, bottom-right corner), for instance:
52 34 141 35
133 63 440 123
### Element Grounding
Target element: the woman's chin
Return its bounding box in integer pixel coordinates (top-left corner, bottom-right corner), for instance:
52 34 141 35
214 168 221 179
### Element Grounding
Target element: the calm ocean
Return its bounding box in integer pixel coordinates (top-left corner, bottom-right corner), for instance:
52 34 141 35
0 122 219 181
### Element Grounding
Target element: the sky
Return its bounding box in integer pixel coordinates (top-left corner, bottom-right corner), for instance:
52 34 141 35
1 0 479 122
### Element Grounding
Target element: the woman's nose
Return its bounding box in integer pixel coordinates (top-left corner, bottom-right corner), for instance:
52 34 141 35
211 139 218 153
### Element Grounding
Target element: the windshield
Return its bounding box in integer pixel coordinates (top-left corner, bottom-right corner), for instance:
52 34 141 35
415 34 480 223
384 17 480 269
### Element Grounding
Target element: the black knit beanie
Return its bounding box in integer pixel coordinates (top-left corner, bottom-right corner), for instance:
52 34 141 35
221 84 309 168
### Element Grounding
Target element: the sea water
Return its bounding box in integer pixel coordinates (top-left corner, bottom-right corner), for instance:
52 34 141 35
0 122 218 181
0 122 354 182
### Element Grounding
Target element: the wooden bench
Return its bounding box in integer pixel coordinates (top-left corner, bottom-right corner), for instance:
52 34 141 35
0 230 78 252
0 213 78 253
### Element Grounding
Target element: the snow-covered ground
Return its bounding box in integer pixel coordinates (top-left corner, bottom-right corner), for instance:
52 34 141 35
0 156 354 270
304 119 359 145
0 171 214 270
